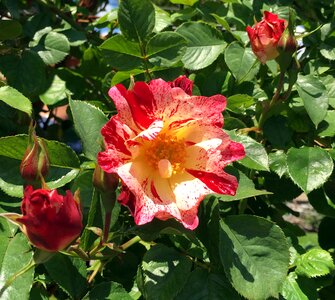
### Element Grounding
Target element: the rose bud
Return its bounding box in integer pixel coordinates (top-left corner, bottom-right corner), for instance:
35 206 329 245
246 11 287 64
169 75 193 96
1 186 83 252
277 29 297 54
20 127 49 183
93 164 119 193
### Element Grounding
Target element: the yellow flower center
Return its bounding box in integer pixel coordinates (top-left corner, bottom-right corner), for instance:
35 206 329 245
143 133 187 178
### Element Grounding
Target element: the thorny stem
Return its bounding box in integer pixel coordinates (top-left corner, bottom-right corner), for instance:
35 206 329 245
88 236 142 283
258 71 286 129
139 41 152 82
102 211 112 244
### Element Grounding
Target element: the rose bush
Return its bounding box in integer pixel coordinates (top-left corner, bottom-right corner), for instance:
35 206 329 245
0 0 334 299
98 77 245 229
246 11 286 63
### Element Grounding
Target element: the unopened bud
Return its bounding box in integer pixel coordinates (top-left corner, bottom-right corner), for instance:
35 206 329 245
93 164 119 193
277 29 297 55
20 125 49 183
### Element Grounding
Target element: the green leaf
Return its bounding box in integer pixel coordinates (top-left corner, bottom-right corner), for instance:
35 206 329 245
0 135 80 197
170 0 198 5
0 50 46 97
0 233 34 300
83 281 132 300
211 14 243 42
0 20 22 40
295 249 335 278
196 197 221 266
296 74 328 127
138 244 192 300
225 42 259 83
269 150 288 178
226 94 255 113
228 131 269 171
118 0 155 42
37 32 70 65
219 215 289 300
154 5 172 32
0 218 12 267
176 268 241 299
176 22 226 70
286 147 334 194
320 43 335 60
80 189 103 251
100 35 143 70
317 110 335 137
111 69 145 85
0 86 32 115
146 32 186 67
218 168 271 201
62 28 87 46
39 75 67 106
69 100 108 161
281 272 317 300
44 253 88 299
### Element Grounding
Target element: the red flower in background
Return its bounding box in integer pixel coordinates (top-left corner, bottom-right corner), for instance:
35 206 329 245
98 76 245 229
246 11 286 64
15 186 83 252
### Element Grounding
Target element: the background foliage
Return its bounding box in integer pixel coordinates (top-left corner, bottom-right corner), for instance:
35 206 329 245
1 0 335 299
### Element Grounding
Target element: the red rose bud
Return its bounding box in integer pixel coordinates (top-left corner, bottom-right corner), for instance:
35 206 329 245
276 28 298 72
93 164 119 193
20 128 49 183
16 186 82 252
169 75 193 96
277 29 297 54
246 11 287 64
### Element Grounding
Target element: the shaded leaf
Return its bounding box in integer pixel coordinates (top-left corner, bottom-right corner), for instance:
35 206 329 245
100 35 143 70
146 32 186 67
83 281 132 300
219 215 289 300
218 167 271 201
138 244 192 300
176 268 241 300
0 51 47 97
118 0 155 42
0 20 22 40
44 254 88 299
281 272 317 300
